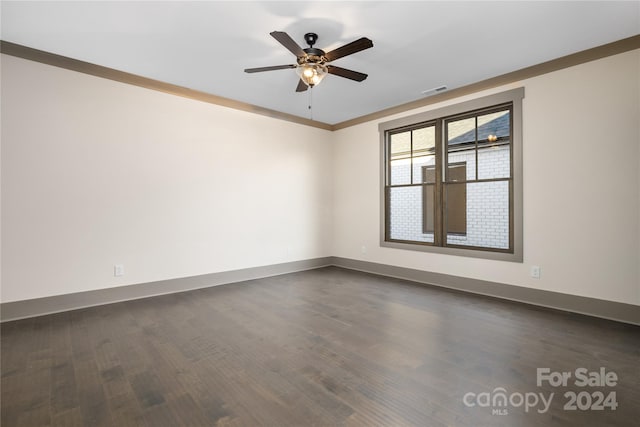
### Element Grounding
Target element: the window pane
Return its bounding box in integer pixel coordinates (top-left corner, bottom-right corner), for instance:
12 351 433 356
390 132 411 185
413 126 435 155
390 159 410 185
477 110 510 141
447 162 467 184
444 180 467 236
477 110 510 180
422 165 436 184
412 155 435 184
447 151 474 182
423 184 436 234
389 186 434 243
478 143 510 180
448 117 476 181
447 117 475 144
445 181 510 249
390 131 411 160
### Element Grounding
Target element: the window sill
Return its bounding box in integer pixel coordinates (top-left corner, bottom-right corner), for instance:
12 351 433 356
381 239 522 263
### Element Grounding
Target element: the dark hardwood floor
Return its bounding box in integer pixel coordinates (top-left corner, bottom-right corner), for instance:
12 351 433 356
2 266 639 426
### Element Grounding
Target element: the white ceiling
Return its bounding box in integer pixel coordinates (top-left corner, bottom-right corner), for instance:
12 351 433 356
2 1 639 125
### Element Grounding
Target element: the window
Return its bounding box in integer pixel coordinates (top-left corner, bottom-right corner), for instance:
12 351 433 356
379 88 524 262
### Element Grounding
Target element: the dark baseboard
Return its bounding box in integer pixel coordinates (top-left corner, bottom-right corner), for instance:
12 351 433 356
329 257 640 326
0 257 333 322
3 256 637 326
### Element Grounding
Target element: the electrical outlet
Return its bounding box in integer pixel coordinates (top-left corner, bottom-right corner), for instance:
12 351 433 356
361 245 367 255
114 264 125 277
530 265 541 279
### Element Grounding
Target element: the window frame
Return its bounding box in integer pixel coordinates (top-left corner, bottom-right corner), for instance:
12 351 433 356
379 88 524 262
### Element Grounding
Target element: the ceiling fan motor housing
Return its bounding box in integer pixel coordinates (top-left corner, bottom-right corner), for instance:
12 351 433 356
301 33 326 65
298 48 326 65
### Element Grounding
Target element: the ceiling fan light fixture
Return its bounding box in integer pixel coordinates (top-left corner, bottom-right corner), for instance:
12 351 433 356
245 31 373 92
296 63 328 87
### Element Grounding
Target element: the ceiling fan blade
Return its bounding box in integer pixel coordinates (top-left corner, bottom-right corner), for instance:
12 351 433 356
270 31 306 57
327 65 368 82
324 37 373 62
296 79 308 92
244 64 296 73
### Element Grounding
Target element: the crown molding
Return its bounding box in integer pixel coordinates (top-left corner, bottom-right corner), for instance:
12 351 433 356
2 34 639 132
0 40 333 131
332 34 640 130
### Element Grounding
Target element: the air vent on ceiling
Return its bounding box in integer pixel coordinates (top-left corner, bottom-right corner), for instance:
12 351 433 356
421 85 448 96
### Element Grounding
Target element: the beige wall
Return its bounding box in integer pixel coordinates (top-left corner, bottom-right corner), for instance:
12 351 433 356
332 49 640 306
1 54 333 302
2 49 639 307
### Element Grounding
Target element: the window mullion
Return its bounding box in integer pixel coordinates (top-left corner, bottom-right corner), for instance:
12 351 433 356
474 116 479 182
435 119 443 247
410 130 413 184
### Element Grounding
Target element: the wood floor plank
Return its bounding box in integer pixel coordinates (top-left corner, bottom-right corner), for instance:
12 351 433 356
51 407 83 427
2 266 639 426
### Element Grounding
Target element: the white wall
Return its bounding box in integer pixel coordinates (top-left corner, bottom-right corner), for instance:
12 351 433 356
1 54 334 302
332 50 640 306
2 49 639 307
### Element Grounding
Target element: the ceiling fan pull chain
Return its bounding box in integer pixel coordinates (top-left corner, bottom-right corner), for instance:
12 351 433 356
308 87 313 120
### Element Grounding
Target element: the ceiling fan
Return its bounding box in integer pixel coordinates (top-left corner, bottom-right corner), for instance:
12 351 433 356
244 31 373 92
